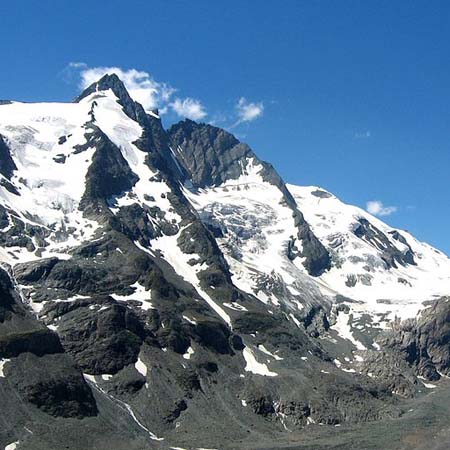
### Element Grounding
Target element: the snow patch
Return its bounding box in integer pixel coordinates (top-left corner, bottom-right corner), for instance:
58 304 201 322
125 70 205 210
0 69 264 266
330 310 366 351
243 347 278 377
0 359 11 377
418 376 437 389
111 282 153 310
258 344 283 361
223 302 248 312
182 315 197 325
183 346 194 360
135 357 148 377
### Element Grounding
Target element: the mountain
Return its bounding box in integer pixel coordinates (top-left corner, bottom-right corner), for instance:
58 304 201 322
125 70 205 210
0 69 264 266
289 185 450 316
0 74 450 450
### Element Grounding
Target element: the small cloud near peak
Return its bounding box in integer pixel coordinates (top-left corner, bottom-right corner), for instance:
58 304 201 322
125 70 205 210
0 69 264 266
231 97 264 127
354 130 371 139
170 97 207 120
67 63 206 119
366 200 397 217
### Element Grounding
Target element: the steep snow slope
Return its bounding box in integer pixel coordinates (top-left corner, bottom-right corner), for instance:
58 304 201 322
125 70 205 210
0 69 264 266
182 157 329 321
92 89 181 225
0 99 99 263
181 158 450 327
289 184 450 321
0 88 179 263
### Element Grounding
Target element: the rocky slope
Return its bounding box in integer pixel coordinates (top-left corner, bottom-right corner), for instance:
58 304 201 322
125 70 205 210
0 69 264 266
0 74 449 450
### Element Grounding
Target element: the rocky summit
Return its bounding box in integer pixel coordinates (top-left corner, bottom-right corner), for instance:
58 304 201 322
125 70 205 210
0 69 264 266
0 74 450 450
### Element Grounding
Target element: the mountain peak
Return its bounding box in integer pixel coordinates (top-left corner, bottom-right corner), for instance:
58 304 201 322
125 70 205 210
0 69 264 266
74 73 144 122
75 73 127 100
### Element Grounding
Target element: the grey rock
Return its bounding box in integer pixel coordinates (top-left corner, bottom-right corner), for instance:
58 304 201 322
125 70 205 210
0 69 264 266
0 134 17 179
378 297 450 380
354 218 416 269
0 268 98 419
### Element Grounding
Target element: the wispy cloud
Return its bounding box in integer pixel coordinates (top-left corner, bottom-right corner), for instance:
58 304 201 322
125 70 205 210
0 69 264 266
231 97 264 127
170 97 207 121
354 130 371 139
67 63 206 119
366 200 397 217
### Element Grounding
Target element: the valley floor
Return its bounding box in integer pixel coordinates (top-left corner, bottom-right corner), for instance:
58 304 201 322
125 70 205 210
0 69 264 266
158 378 450 450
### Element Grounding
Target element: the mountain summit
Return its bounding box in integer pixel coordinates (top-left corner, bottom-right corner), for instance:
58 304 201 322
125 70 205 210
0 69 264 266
0 76 450 450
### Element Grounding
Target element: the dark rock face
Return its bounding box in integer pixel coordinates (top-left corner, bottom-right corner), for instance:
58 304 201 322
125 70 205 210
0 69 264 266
13 257 59 284
45 298 147 375
8 352 98 418
0 208 49 255
0 328 64 358
292 219 332 276
359 348 419 398
106 365 146 396
377 298 450 381
353 297 450 403
168 119 253 188
248 394 276 416
300 304 330 338
309 381 400 424
14 234 157 303
0 134 17 179
79 125 139 215
164 399 188 423
155 318 190 354
276 401 311 426
192 320 232 354
0 268 98 419
311 189 332 199
353 218 416 269
0 268 16 317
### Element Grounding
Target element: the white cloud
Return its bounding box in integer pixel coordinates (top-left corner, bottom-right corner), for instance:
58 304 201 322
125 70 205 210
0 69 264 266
68 63 206 119
235 97 264 125
170 97 207 120
366 200 398 217
354 130 371 139
68 62 87 69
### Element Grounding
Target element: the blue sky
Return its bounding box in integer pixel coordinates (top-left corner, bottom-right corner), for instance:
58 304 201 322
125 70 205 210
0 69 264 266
1 1 449 255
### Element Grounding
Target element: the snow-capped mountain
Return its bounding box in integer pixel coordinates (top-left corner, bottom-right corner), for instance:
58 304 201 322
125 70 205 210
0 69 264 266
289 185 450 320
1 74 450 450
169 120 450 331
